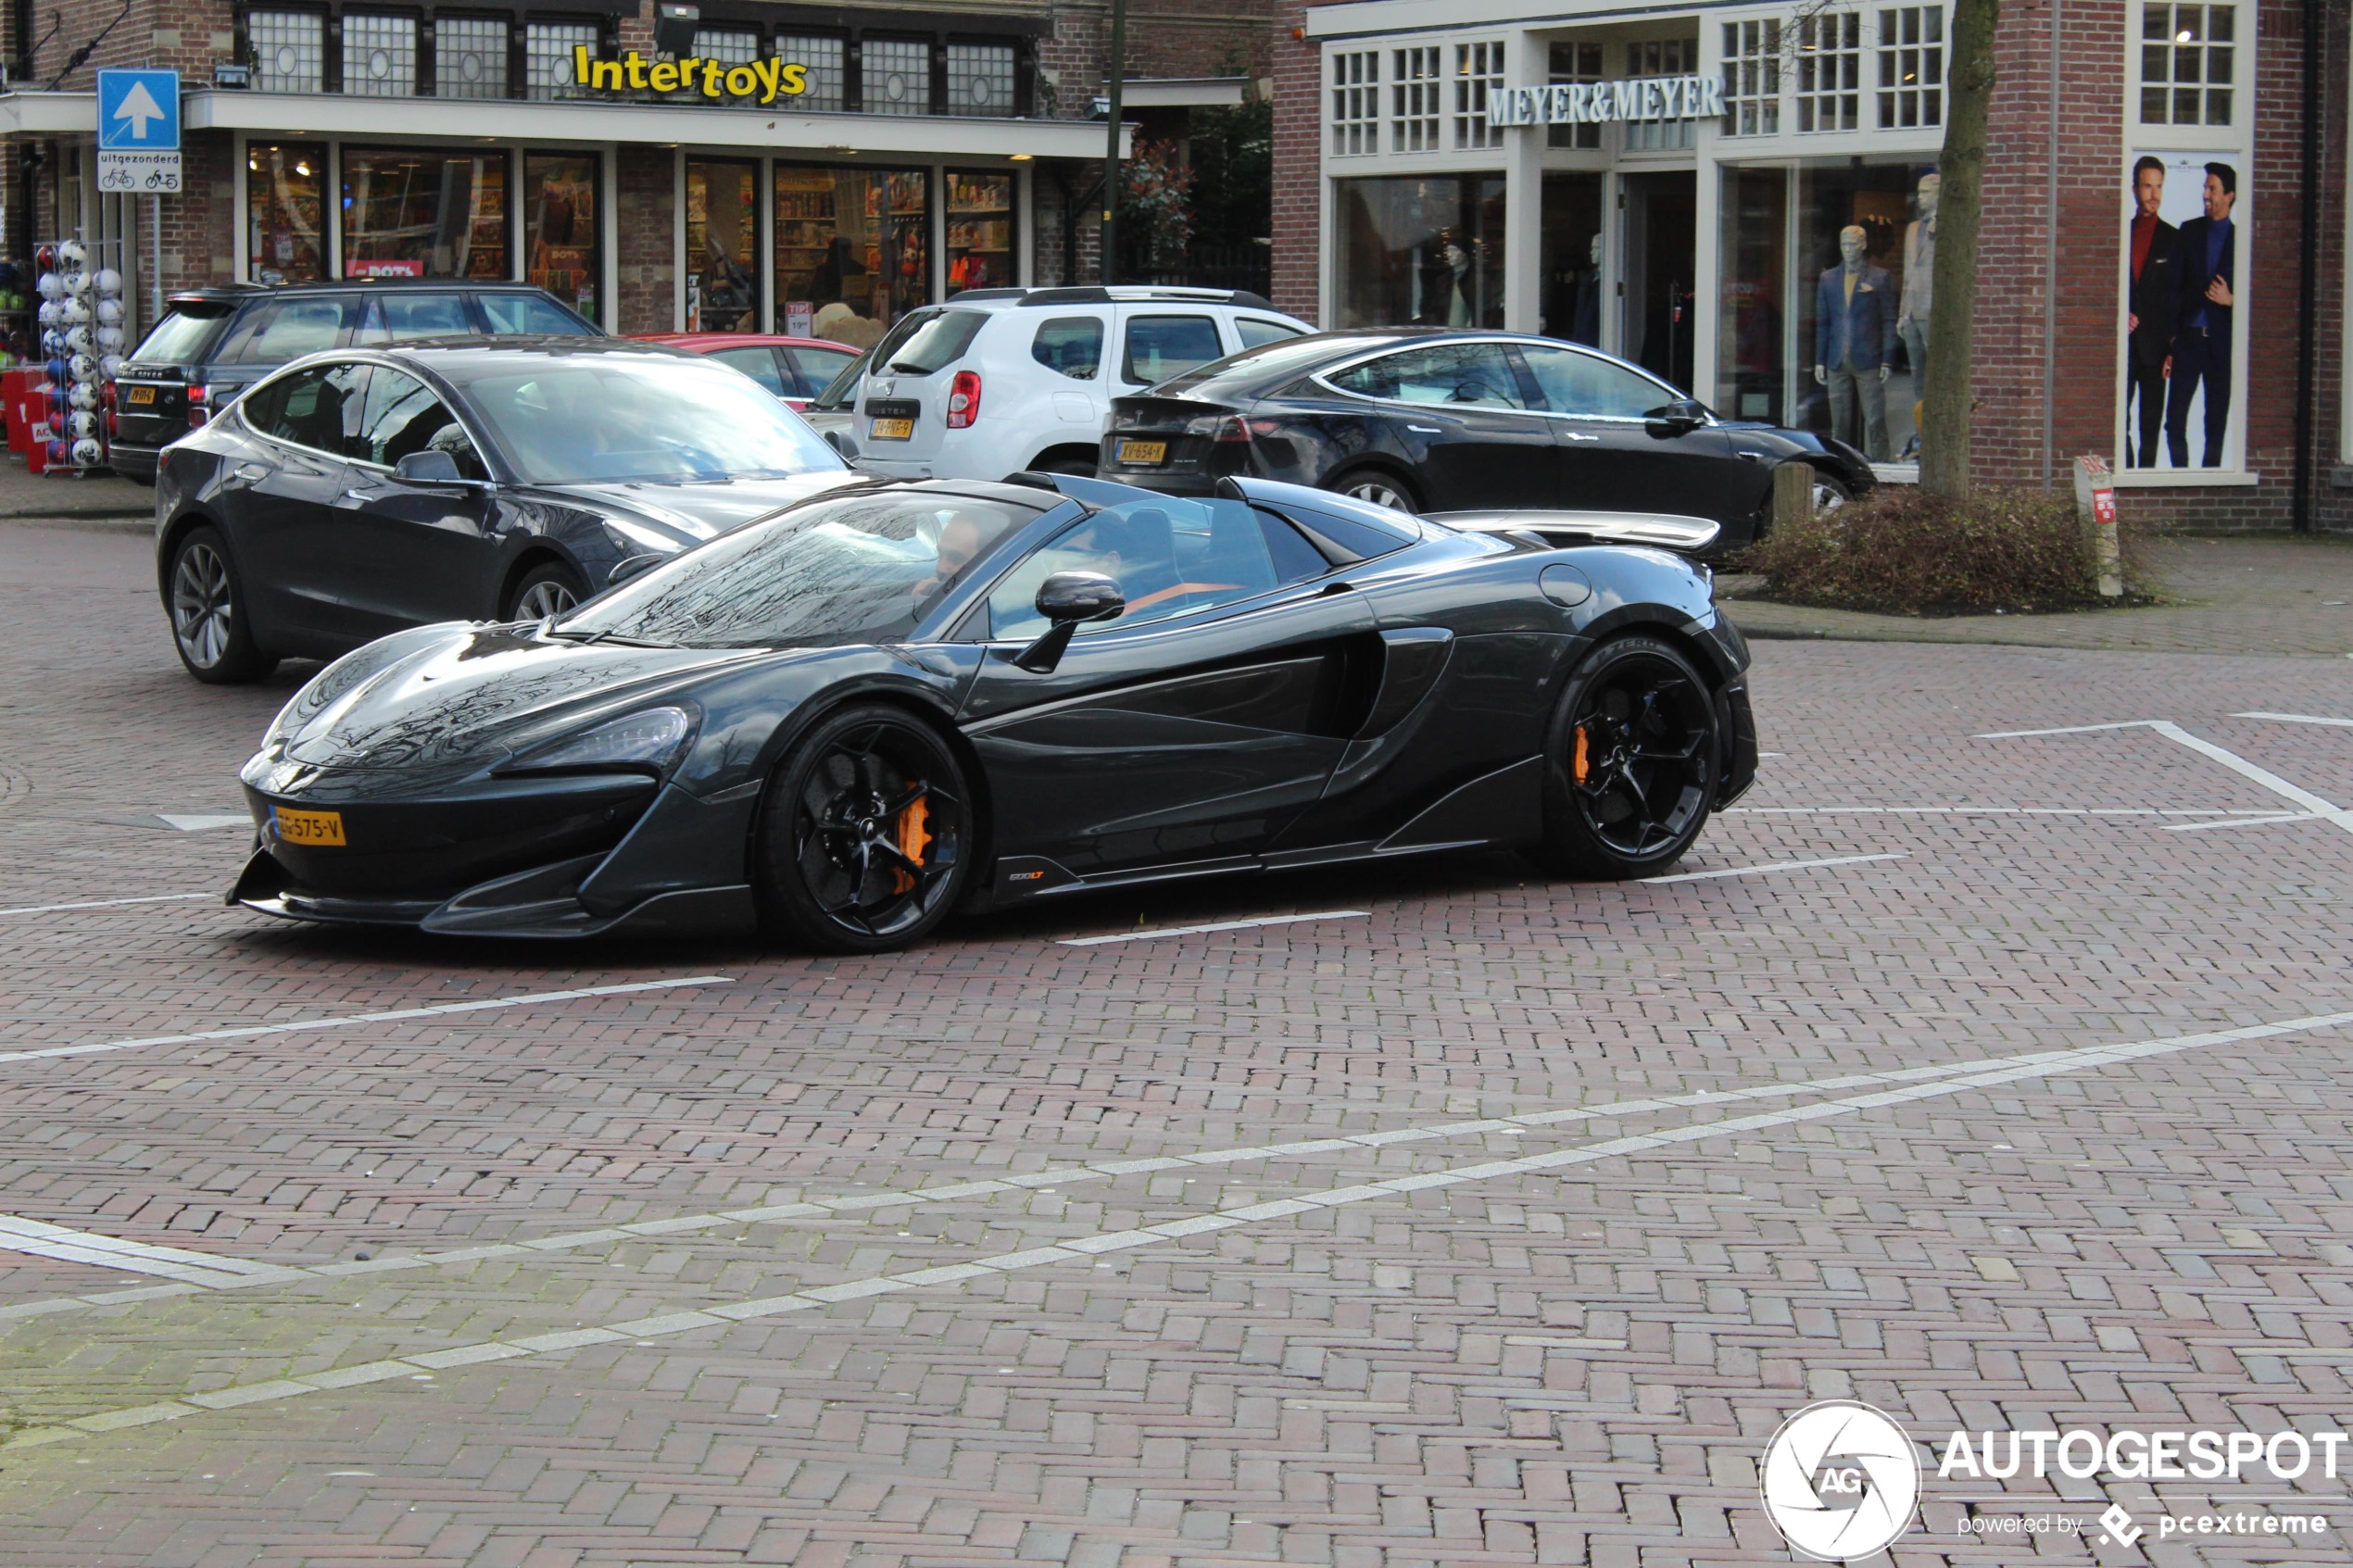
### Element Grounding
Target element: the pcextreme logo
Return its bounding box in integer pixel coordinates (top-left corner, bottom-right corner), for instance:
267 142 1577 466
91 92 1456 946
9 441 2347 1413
1758 1401 1922 1562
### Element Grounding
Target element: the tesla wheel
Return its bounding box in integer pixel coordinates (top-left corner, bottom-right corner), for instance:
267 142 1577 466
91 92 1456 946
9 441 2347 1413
757 704 975 954
1529 634 1720 880
507 561 586 621
1329 468 1422 515
167 525 277 684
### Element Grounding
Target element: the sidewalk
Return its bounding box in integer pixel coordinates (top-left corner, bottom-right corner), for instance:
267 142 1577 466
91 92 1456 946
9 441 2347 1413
0 456 152 521
1718 533 2353 658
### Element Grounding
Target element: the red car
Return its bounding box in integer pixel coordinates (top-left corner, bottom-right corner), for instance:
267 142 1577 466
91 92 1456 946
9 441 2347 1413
628 332 861 411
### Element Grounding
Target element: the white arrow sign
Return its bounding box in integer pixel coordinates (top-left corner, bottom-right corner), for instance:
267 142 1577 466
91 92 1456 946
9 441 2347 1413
112 80 167 140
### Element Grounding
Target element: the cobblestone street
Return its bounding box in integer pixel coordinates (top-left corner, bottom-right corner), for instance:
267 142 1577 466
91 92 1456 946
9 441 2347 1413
5 518 2353 1565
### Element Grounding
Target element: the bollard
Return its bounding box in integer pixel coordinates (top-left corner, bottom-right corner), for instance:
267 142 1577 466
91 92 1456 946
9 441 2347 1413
1772 461 1812 535
2073 455 2122 598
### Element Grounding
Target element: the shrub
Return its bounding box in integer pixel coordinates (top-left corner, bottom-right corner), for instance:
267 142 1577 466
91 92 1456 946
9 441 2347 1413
1735 485 2132 614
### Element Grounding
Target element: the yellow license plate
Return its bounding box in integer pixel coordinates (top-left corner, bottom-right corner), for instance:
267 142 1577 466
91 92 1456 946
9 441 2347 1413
870 418 915 441
124 385 157 405
1116 440 1168 465
273 807 346 847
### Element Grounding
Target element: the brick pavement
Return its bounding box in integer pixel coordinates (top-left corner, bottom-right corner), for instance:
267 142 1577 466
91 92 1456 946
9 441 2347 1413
4 525 2353 1563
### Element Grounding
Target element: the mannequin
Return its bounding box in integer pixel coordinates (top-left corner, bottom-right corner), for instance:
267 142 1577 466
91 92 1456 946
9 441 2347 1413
1897 172 1937 445
1813 225 1894 461
1570 232 1602 346
1444 241 1473 327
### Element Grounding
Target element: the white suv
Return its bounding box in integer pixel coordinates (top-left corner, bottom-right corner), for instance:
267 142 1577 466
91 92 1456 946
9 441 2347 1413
848 286 1311 482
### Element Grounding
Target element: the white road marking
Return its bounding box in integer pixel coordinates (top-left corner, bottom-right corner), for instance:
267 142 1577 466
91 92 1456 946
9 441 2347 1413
1640 852 1906 884
1061 910 1368 946
1726 806 2275 818
2161 813 2327 834
12 1004 2348 1450
157 813 252 833
0 1214 301 1288
2233 711 2353 728
0 976 732 1068
0 893 212 918
1981 720 2353 839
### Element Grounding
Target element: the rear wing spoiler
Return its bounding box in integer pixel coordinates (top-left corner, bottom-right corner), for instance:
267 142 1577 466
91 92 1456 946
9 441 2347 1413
1426 509 1720 555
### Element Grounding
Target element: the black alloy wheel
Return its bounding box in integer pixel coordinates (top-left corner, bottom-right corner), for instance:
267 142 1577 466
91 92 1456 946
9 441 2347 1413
758 704 973 953
507 561 587 621
1529 634 1719 879
167 525 278 684
1330 468 1422 515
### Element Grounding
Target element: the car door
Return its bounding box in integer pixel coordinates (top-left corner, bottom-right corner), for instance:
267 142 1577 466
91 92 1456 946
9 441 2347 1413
327 365 500 631
957 493 1372 882
226 361 372 642
1514 343 1753 521
1323 342 1557 509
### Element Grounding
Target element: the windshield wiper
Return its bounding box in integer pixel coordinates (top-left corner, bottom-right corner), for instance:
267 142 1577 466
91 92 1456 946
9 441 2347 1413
544 626 675 649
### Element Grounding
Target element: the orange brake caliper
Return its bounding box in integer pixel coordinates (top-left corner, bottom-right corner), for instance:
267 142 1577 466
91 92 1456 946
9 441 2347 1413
1572 725 1590 784
891 795 933 894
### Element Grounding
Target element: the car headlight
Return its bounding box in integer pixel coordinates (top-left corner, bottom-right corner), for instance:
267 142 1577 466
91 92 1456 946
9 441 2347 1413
500 706 695 776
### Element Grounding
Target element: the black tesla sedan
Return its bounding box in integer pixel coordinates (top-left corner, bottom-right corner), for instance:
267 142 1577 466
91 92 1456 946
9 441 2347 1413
230 471 1755 951
156 337 857 684
1096 331 1874 546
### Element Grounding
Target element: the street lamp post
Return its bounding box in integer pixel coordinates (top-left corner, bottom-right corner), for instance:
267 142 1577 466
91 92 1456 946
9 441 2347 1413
1101 0 1126 285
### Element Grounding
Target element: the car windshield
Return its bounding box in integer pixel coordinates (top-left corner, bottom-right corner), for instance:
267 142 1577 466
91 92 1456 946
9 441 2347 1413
551 488 1040 648
132 303 237 364
810 346 872 410
450 356 843 483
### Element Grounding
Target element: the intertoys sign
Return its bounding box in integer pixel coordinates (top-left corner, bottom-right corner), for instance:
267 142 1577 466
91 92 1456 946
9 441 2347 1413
1487 74 1724 128
572 48 809 103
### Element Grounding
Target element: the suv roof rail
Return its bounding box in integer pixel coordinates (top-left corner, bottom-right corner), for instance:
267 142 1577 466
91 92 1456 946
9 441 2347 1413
946 287 1029 302
1013 285 1276 310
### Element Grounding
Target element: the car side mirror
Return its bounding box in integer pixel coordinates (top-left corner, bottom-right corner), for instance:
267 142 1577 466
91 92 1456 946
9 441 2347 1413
607 552 665 587
393 449 483 487
1013 570 1124 672
1645 398 1708 437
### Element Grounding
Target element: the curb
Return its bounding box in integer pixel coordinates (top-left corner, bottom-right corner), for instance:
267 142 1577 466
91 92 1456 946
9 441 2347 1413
0 511 153 533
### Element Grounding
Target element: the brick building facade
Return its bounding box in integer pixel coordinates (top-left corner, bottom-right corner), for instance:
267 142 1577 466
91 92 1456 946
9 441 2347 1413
1 0 1271 349
1274 0 2349 528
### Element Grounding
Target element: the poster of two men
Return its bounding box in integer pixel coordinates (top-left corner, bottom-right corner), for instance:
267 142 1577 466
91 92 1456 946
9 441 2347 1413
2123 154 2240 469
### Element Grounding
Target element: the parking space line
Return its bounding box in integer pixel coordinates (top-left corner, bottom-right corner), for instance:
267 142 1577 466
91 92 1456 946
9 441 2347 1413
13 1004 2349 1452
0 976 732 1068
1640 852 1906 884
2161 813 2326 834
1725 806 2276 817
2233 711 2353 728
1980 720 2353 839
1060 910 1368 946
0 893 213 918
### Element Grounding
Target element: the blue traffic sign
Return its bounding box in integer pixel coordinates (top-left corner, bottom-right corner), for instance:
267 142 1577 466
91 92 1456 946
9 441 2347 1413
97 69 181 152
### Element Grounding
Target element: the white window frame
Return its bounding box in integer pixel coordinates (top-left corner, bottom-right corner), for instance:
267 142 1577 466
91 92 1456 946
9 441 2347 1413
1392 45 1442 154
1332 50 1380 157
1794 9 1865 132
1875 6 1945 130
1453 41 1504 151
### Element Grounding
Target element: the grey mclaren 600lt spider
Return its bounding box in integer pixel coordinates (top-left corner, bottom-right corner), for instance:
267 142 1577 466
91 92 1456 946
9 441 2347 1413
230 472 1758 952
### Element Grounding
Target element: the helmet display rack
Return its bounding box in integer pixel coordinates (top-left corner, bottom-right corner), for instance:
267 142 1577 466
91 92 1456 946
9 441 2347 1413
31 236 129 476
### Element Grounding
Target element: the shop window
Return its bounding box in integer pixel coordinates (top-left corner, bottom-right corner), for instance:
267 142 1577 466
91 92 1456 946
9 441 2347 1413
1796 12 1864 132
249 10 325 94
947 171 1014 295
1453 42 1504 150
525 154 599 320
779 34 846 112
1626 38 1697 151
1391 47 1441 153
1331 174 1506 329
435 15 509 99
1541 171 1604 345
2140 3 2235 126
687 160 761 332
1716 166 1788 422
342 13 417 96
1547 43 1602 151
245 143 327 282
342 150 510 279
697 27 760 64
774 165 929 341
525 19 598 100
1877 6 1944 128
1032 317 1104 380
1720 19 1782 136
864 38 932 116
1332 51 1379 156
948 43 1016 115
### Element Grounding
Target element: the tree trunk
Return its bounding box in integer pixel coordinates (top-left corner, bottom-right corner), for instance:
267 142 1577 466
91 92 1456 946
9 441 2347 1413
1920 0 1999 497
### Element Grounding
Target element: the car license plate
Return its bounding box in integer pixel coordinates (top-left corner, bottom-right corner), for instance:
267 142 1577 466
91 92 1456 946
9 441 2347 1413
273 807 346 847
871 418 915 441
124 385 157 406
1116 440 1168 465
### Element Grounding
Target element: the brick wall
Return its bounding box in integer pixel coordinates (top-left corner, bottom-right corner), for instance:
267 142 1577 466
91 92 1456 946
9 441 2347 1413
1270 0 1319 321
614 147 674 333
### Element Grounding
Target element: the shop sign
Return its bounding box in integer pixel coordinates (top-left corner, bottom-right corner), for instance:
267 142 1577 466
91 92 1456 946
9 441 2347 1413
347 258 425 278
572 47 810 104
1487 74 1724 129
